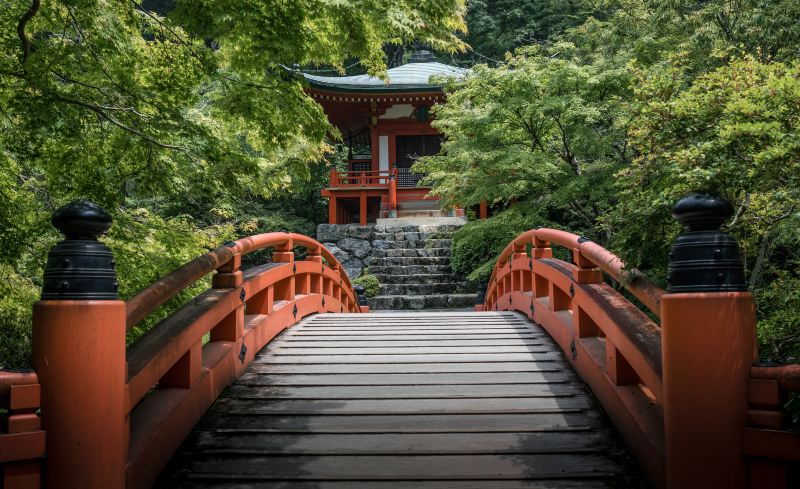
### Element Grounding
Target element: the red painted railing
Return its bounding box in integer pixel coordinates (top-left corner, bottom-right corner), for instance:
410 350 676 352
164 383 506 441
32 231 363 489
329 169 396 188
480 228 800 489
0 371 43 489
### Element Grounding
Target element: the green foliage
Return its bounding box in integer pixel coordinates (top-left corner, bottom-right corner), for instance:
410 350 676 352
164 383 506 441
459 0 602 62
0 266 38 369
352 272 380 298
756 273 800 362
416 43 631 235
0 0 467 367
450 206 543 283
423 0 800 361
606 58 800 292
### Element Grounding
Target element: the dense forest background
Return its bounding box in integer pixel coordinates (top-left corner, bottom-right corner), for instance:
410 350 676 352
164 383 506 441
416 0 800 363
1 0 798 367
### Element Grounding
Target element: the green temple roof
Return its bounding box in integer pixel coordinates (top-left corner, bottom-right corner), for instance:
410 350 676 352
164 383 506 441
303 56 468 93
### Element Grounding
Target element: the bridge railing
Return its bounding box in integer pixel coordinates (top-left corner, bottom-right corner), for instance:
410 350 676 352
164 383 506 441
480 194 800 489
28 201 363 489
481 227 668 485
0 370 43 488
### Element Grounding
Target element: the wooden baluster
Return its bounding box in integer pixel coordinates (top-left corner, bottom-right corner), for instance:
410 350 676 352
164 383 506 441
211 246 244 342
306 245 323 295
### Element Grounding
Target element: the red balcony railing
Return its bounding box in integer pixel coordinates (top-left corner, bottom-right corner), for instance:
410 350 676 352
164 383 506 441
329 169 396 188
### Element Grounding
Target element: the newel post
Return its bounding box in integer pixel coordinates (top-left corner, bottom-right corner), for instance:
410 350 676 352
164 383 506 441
660 194 756 489
388 168 397 218
32 201 127 488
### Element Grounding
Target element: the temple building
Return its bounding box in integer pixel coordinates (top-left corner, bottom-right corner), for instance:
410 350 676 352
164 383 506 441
303 51 470 225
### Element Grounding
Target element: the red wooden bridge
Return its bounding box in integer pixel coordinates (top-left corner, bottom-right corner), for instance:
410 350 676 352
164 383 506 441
1 196 798 488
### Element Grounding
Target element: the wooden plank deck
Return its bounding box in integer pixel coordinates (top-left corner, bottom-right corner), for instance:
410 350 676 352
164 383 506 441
158 312 642 488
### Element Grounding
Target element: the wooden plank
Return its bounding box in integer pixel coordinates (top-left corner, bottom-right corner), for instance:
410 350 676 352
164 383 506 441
266 346 554 355
181 453 624 480
280 339 552 347
297 325 535 330
253 353 563 364
171 481 620 489
281 334 546 341
235 371 577 386
160 310 640 488
223 383 582 400
246 362 568 374
289 330 545 336
208 397 592 415
189 431 614 455
194 412 603 433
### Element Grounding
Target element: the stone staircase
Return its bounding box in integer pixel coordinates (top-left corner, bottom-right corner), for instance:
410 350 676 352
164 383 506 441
368 224 479 310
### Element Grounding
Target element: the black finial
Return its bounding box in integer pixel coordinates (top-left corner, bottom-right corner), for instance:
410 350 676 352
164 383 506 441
667 194 746 293
52 200 112 240
475 282 487 305
671 194 733 232
353 284 368 306
408 41 437 64
41 200 119 300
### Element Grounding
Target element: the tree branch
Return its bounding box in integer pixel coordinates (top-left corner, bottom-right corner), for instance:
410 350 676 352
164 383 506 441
17 0 41 61
56 95 187 150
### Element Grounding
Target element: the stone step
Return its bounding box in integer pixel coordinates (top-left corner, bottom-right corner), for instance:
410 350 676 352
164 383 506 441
369 256 451 267
373 273 461 285
379 224 462 233
372 247 451 258
369 264 453 275
368 294 479 310
379 282 479 296
373 231 456 242
372 239 452 250
396 200 442 211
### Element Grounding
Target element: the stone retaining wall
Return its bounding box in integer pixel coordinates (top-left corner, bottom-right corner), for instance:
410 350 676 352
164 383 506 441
316 224 377 278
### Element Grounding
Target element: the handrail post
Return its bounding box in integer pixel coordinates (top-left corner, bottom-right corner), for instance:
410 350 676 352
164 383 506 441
32 201 127 488
388 168 397 218
210 245 244 343
661 194 755 489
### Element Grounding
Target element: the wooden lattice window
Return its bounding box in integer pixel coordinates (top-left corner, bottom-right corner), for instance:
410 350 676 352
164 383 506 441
395 135 441 187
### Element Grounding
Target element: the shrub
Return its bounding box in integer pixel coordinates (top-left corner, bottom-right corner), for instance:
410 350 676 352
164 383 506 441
451 206 544 283
352 273 381 298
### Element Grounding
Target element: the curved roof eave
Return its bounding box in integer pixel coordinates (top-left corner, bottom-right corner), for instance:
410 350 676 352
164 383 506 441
301 61 469 94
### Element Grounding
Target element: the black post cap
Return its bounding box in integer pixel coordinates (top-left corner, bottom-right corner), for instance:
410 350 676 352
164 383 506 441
667 193 747 293
353 284 368 306
41 200 119 300
671 194 734 232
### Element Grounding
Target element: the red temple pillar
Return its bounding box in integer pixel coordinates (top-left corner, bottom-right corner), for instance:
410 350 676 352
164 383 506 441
479 200 488 219
359 191 367 225
328 194 337 224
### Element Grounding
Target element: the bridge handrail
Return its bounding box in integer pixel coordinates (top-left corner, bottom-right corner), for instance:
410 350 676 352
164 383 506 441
0 370 44 486
483 227 669 486
482 218 800 489
126 232 354 331
488 228 665 317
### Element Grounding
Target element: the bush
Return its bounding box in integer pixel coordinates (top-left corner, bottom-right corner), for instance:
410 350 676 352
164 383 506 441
0 266 38 369
755 272 800 362
451 206 544 283
352 273 380 298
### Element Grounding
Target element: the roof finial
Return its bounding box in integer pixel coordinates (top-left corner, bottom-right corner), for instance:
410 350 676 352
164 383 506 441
408 41 436 63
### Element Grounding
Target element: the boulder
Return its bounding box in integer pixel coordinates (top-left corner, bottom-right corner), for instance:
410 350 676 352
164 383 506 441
342 257 364 279
338 238 372 259
322 243 350 264
317 224 348 243
347 225 374 239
